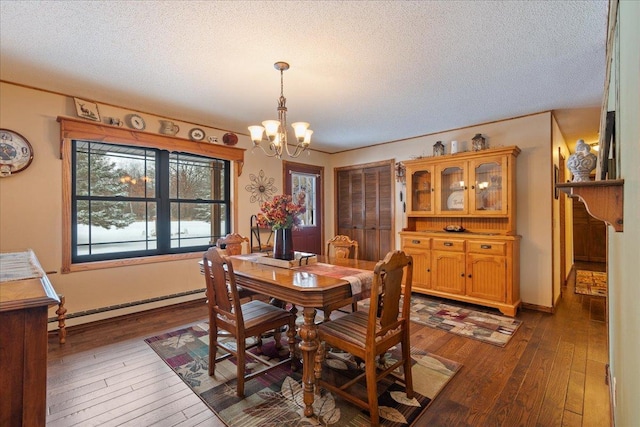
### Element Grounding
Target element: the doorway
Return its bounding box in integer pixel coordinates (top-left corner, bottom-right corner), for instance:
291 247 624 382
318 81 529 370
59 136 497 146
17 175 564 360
283 161 323 255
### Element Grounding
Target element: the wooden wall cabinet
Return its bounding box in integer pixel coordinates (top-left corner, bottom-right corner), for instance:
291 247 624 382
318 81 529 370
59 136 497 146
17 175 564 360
405 146 519 234
401 146 521 316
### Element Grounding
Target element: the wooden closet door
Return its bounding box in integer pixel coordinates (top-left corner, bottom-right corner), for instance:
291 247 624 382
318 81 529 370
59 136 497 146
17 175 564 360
335 161 394 261
363 165 392 261
337 169 363 247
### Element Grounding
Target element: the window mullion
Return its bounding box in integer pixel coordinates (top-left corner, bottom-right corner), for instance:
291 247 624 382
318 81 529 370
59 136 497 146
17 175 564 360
156 151 171 252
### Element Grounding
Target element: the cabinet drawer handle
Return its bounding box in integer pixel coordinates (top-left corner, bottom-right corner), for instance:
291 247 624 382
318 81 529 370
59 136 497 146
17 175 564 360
468 274 472 278
412 240 421 244
460 273 465 277
481 244 492 249
444 242 453 247
427 268 431 272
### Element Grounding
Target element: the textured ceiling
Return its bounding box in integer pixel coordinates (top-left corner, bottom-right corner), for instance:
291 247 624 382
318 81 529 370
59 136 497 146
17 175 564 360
0 1 607 153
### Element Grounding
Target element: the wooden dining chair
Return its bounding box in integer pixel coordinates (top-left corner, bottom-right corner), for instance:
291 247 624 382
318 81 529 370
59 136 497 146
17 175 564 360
314 250 414 426
216 233 267 303
324 235 359 317
203 247 296 397
216 232 249 256
326 234 359 260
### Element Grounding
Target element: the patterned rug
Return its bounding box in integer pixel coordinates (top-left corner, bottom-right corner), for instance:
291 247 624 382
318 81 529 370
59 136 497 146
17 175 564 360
145 323 461 426
575 270 607 297
360 294 522 347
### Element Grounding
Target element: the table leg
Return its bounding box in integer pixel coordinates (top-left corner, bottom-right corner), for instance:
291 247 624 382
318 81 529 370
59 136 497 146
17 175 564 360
56 295 67 344
298 306 318 418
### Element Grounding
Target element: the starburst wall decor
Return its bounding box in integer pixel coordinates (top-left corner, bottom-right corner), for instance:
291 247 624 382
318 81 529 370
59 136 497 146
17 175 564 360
245 169 277 203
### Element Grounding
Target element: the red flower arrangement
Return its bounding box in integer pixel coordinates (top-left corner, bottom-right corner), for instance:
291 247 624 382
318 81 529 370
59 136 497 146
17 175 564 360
256 194 306 230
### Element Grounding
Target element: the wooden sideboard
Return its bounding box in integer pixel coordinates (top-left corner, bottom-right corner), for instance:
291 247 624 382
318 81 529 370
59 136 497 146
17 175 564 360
0 250 60 427
401 146 521 316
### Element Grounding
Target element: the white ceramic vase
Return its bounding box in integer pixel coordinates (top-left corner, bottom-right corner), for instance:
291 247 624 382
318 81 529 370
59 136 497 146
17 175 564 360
567 139 598 182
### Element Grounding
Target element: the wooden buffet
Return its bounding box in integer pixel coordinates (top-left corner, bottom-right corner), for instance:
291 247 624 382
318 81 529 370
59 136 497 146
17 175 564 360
400 146 521 316
0 250 60 427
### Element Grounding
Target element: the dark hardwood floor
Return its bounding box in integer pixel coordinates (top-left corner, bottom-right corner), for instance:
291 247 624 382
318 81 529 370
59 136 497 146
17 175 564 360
47 264 610 426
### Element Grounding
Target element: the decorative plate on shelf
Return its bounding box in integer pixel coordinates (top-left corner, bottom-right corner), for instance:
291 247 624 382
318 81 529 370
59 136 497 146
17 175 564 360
447 190 464 210
222 132 238 146
189 128 205 141
443 225 465 232
128 114 146 130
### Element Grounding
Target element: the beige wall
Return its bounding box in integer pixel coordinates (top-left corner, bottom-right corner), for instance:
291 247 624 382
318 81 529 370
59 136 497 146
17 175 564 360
328 112 555 308
0 81 558 327
608 1 640 424
0 82 330 326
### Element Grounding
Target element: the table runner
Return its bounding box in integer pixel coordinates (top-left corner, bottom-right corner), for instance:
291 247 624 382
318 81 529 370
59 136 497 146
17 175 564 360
292 263 374 300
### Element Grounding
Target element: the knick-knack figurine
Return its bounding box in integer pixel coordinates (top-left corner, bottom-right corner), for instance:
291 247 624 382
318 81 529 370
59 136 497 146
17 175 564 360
433 141 445 156
472 133 487 151
567 139 598 182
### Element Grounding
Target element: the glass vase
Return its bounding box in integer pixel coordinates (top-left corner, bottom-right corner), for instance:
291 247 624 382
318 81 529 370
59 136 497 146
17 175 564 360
273 228 294 260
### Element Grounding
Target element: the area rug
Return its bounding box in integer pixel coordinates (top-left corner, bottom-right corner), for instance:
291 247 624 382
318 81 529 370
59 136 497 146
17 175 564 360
575 270 607 297
145 323 461 426
360 294 522 347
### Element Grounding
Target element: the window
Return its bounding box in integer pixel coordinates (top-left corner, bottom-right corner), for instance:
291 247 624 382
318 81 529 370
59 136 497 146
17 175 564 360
291 172 317 227
72 140 230 263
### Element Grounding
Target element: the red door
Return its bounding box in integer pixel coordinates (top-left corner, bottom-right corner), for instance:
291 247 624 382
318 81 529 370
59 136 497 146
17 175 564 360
284 161 323 255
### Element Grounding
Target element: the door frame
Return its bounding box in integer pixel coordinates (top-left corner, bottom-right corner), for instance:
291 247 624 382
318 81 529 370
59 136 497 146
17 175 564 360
283 160 324 256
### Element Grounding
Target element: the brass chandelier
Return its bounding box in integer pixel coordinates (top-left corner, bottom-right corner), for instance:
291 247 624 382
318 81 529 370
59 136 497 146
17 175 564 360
248 61 312 159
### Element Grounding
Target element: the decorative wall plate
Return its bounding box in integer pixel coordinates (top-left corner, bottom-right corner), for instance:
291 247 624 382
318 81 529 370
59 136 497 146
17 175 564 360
222 132 238 146
447 190 464 210
189 128 205 141
128 114 146 130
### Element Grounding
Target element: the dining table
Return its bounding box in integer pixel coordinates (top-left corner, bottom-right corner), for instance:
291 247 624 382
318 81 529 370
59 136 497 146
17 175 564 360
201 253 379 418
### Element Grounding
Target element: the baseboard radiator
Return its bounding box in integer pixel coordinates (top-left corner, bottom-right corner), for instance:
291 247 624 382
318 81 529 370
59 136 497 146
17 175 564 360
47 288 206 323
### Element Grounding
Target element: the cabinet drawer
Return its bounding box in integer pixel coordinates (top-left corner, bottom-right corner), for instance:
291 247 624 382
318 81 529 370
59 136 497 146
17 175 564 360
432 238 465 252
467 241 506 256
402 236 431 249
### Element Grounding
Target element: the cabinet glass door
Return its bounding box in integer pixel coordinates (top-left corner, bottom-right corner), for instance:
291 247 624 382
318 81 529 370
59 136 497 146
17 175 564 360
438 164 467 213
471 157 506 214
410 169 433 213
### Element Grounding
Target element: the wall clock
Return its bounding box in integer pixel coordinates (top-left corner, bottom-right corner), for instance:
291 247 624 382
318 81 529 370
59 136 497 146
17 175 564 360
128 114 146 130
0 129 34 177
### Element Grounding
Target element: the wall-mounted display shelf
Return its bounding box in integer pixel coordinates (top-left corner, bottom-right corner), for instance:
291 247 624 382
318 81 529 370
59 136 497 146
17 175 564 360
556 179 624 232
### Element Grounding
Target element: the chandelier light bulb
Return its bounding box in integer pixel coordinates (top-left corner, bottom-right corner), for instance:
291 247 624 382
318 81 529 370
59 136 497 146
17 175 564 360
248 125 265 143
303 129 313 145
273 133 282 148
291 122 310 142
261 120 280 142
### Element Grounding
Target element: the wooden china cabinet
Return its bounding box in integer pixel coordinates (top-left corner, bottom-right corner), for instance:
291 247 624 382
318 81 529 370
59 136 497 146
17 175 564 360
400 146 521 316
